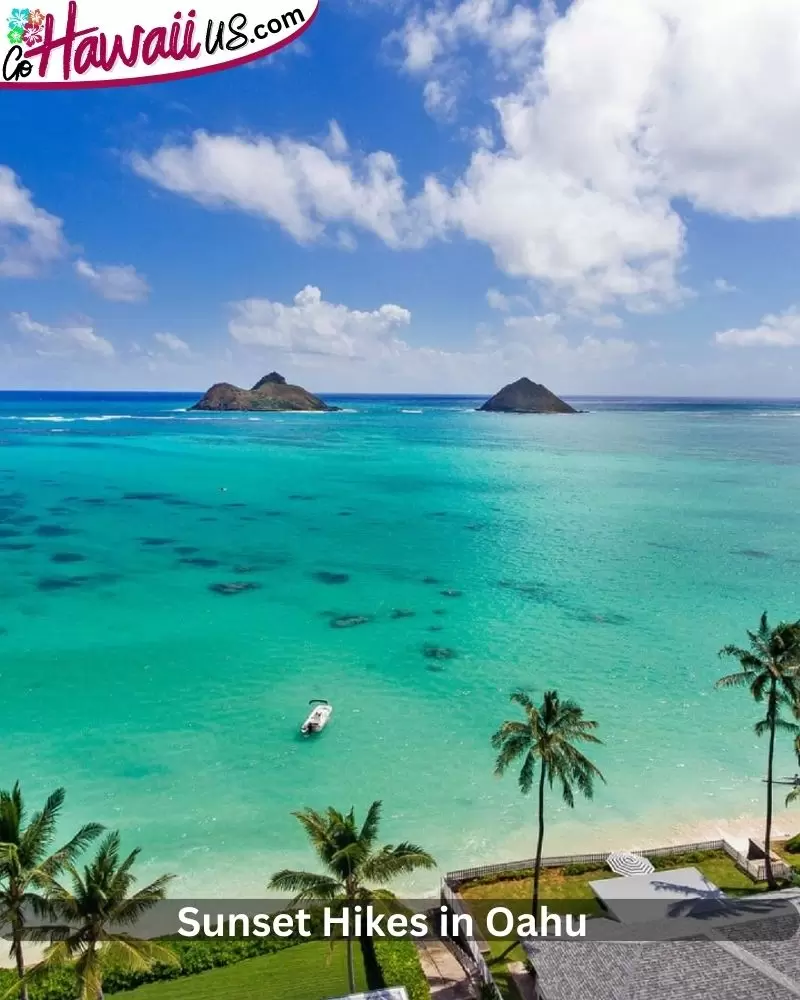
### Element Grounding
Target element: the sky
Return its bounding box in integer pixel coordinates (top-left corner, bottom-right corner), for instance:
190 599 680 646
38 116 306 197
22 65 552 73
3 0 800 396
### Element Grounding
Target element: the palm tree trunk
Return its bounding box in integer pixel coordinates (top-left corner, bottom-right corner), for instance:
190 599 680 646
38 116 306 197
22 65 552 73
13 930 28 1000
345 880 356 994
764 683 778 889
346 937 355 994
10 912 29 1000
532 762 547 920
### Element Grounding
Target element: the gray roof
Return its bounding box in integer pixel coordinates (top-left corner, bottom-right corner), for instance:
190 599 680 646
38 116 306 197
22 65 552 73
589 866 725 924
523 889 800 1000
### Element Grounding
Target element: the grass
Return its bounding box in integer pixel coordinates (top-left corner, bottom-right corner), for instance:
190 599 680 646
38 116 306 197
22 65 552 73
109 941 368 1000
458 849 780 1000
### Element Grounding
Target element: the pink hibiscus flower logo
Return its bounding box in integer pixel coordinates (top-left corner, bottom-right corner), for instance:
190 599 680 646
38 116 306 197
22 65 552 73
22 20 40 44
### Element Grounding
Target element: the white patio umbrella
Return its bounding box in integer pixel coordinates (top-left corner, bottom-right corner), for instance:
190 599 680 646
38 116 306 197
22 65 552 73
606 851 655 876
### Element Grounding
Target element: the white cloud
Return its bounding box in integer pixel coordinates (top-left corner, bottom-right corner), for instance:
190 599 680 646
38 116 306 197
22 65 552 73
132 129 418 248
228 285 412 359
486 288 536 312
713 278 738 294
11 311 115 358
154 332 190 353
75 258 150 302
592 314 624 329
135 0 800 318
222 285 636 394
0 166 66 277
715 307 800 347
412 0 800 309
423 79 458 120
398 0 545 75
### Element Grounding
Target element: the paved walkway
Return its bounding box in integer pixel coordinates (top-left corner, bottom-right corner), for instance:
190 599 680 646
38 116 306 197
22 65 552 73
416 939 478 999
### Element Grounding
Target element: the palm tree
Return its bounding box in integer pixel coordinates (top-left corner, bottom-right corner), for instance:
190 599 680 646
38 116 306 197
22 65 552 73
40 831 177 1000
0 783 103 1000
717 612 800 888
268 801 436 994
492 690 604 919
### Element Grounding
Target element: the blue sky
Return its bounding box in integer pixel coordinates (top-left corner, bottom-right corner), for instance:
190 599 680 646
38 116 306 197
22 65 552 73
3 0 800 395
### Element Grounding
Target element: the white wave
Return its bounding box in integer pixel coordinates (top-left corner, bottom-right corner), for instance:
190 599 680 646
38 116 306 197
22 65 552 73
21 416 76 423
401 408 423 414
83 415 135 422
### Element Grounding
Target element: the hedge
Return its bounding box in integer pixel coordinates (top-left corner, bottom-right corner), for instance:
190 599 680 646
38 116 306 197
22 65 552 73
785 833 800 854
372 937 431 1000
0 937 302 1000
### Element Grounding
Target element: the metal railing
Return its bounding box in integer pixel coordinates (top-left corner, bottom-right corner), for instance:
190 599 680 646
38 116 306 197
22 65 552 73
440 881 502 999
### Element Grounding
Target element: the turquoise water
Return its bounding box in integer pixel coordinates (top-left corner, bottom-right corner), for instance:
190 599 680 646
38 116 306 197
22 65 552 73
1 392 800 894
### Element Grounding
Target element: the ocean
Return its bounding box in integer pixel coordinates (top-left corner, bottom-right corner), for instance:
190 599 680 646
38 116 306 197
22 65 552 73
1 391 799 895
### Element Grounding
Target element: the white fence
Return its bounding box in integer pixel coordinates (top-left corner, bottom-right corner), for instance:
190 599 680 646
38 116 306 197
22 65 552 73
444 839 728 886
440 880 502 999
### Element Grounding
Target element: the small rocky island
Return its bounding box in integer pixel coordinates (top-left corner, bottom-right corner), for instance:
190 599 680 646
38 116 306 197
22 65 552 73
479 377 576 413
191 372 339 412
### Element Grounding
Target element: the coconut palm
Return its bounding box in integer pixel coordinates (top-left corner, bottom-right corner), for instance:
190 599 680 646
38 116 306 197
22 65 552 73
0 783 103 1000
268 801 436 993
492 690 604 919
39 831 177 1000
717 612 800 888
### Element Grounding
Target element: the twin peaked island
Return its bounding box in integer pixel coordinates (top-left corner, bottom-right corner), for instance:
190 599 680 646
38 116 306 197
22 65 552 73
191 374 577 414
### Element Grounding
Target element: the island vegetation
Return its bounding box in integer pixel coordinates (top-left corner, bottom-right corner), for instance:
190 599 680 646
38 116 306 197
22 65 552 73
191 373 339 412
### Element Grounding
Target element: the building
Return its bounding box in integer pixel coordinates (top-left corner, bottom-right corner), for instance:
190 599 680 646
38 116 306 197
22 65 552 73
522 874 800 999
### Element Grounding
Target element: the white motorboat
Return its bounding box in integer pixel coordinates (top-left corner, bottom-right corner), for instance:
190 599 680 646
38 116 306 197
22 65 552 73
301 699 332 735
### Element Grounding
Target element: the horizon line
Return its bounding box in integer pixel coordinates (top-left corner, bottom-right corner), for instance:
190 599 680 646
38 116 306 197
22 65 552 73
2 389 800 402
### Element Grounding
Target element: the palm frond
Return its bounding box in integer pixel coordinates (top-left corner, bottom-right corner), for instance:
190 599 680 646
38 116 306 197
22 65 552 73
267 869 342 901
361 843 436 884
358 801 382 847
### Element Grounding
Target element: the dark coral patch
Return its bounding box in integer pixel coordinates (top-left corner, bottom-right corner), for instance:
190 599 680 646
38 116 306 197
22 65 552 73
37 576 88 592
50 552 86 564
122 492 174 501
422 645 457 660
209 582 262 595
330 615 373 629
36 525 74 537
313 571 350 585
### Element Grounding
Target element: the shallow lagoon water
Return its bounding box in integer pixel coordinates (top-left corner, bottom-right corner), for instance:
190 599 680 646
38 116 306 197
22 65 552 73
1 392 799 894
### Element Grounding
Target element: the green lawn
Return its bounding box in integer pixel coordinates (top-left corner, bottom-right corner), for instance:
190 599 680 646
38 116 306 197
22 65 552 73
109 942 368 1000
